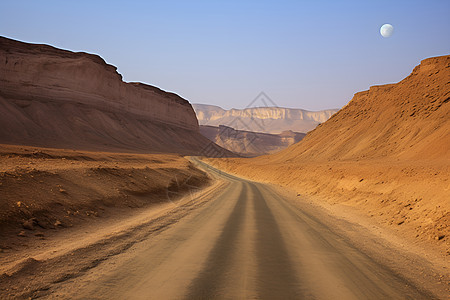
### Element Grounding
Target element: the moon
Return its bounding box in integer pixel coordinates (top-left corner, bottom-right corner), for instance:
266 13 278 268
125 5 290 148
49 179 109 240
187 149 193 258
380 24 394 38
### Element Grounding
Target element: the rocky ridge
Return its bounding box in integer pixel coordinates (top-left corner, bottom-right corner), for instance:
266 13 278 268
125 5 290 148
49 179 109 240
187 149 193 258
193 104 339 134
200 125 305 156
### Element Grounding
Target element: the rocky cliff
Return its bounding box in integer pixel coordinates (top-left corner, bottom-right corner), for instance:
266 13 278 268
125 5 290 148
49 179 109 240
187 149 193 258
0 36 230 156
193 104 339 134
200 125 305 157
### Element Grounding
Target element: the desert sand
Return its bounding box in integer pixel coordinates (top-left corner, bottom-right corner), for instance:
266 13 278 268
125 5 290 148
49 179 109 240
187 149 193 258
0 144 210 248
1 158 447 299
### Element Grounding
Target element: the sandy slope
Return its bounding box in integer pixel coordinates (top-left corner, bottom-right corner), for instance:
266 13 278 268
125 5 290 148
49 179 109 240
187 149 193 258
205 55 450 256
0 144 210 253
273 55 449 161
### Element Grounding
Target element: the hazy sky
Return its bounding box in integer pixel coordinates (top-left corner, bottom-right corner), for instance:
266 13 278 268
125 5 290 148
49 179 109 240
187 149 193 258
1 0 449 110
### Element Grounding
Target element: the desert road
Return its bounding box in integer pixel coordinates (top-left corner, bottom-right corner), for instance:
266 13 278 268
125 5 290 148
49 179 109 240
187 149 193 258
43 158 436 299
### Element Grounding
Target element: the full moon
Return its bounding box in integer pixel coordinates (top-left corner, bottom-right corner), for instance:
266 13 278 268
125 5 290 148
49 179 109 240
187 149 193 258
380 24 394 38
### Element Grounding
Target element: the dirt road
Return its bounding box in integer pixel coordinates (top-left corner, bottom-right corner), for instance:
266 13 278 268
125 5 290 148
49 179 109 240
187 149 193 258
25 158 441 299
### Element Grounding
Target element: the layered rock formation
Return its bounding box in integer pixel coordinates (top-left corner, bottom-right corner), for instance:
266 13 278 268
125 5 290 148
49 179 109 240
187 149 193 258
200 125 305 157
193 104 339 134
0 36 230 156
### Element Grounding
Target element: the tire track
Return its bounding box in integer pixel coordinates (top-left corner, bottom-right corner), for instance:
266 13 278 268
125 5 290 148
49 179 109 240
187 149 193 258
258 184 434 299
185 183 249 299
250 183 305 299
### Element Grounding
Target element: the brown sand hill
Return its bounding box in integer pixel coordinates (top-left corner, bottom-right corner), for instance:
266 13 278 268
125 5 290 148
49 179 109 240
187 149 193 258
271 55 449 162
0 36 229 156
200 125 305 156
206 55 450 255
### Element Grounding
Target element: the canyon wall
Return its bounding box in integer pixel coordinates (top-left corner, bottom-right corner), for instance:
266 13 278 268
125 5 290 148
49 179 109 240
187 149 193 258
200 125 305 157
193 104 339 134
0 36 197 131
0 36 230 155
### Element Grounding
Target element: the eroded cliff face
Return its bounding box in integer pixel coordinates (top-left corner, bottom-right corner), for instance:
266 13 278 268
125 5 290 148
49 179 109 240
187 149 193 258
200 125 305 157
201 107 336 122
0 36 198 131
193 104 339 134
0 37 232 156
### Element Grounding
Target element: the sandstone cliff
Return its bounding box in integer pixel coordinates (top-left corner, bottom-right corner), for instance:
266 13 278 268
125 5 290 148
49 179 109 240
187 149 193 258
200 125 305 157
0 36 230 156
193 104 339 134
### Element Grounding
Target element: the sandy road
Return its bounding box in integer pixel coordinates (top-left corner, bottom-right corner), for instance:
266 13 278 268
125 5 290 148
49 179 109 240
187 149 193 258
45 158 438 299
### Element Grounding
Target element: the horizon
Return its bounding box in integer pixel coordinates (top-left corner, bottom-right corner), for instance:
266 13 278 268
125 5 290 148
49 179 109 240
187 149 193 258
1 0 449 111
192 102 341 112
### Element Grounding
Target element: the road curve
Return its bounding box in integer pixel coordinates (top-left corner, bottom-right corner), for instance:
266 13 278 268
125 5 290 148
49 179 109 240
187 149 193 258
54 158 433 299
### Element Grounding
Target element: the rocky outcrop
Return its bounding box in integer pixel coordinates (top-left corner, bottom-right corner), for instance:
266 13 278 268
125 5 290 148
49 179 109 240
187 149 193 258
193 104 339 134
200 125 305 157
0 36 231 156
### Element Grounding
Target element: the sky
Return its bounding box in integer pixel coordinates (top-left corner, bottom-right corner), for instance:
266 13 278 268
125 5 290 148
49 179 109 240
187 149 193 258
1 0 449 111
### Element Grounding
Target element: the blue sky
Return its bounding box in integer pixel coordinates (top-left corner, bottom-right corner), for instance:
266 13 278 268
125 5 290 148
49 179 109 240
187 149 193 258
1 0 449 110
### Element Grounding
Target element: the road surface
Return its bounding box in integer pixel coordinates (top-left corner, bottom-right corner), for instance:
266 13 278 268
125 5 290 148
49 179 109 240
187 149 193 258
49 158 433 299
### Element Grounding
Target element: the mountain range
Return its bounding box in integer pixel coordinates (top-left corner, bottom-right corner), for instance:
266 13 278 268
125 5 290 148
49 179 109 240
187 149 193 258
193 104 339 134
200 125 306 157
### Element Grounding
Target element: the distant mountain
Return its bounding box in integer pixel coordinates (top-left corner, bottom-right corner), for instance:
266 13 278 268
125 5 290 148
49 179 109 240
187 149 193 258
200 125 306 157
193 104 339 134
